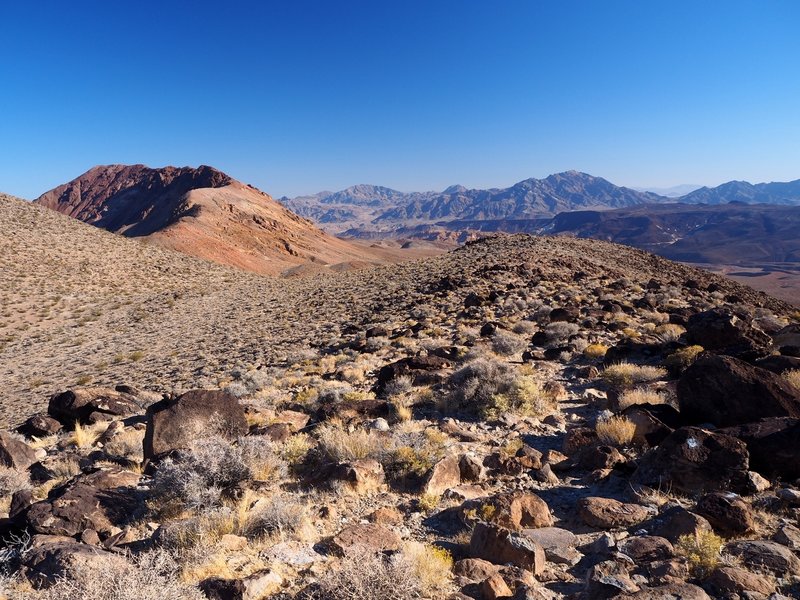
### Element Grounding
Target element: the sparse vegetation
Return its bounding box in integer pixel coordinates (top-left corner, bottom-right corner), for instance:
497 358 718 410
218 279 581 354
595 415 636 446
675 530 725 579
600 362 667 389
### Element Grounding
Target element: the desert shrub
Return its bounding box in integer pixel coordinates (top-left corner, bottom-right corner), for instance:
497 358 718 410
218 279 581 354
663 345 704 372
280 433 314 470
313 548 422 600
512 320 537 335
491 331 527 356
382 375 413 398
446 357 515 415
316 424 391 464
32 549 203 600
675 531 724 579
103 428 145 462
406 544 454 597
388 429 450 480
583 344 608 358
583 343 609 359
482 375 558 420
654 323 686 342
785 369 800 394
239 435 287 481
544 322 579 343
596 416 636 446
617 387 667 410
242 495 310 540
600 362 667 389
150 436 254 513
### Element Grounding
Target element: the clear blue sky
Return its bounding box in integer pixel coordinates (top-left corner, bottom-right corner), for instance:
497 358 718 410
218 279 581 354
1 1 799 199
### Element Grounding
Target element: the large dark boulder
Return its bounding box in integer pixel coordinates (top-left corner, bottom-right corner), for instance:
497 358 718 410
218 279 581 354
677 354 800 427
143 389 247 460
47 387 141 426
685 308 772 360
25 468 141 538
631 427 750 494
720 417 800 480
374 355 451 395
22 541 127 588
0 431 37 469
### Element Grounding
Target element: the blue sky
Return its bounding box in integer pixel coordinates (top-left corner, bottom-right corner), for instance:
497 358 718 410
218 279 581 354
1 1 799 198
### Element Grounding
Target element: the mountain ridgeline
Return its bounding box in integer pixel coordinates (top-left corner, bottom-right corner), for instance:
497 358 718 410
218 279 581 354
283 171 800 235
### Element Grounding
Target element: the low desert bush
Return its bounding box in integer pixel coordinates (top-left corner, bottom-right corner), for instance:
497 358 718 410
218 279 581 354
600 362 667 389
583 343 608 359
31 549 204 600
150 436 281 513
482 375 558 420
388 429 450 481
596 416 636 446
491 331 527 356
663 345 704 372
316 424 391 464
446 357 515 415
314 546 448 600
382 374 413 398
0 466 31 498
544 322 579 343
511 320 537 335
405 543 454 597
654 323 686 342
242 494 311 540
617 387 668 410
675 530 724 579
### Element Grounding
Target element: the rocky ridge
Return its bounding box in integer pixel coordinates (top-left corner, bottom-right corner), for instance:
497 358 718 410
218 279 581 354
2 195 800 598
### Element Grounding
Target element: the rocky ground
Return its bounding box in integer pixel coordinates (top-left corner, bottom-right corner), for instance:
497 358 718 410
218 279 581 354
2 193 800 598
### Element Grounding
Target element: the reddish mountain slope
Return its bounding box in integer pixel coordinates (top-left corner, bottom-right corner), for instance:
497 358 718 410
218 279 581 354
35 165 437 275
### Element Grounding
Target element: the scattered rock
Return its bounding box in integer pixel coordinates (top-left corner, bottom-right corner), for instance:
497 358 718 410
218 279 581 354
22 541 127 588
726 540 800 577
695 492 754 536
577 497 650 529
333 459 385 494
618 535 674 563
25 468 141 538
685 308 772 360
47 387 140 426
18 414 62 438
200 569 284 600
720 417 800 480
707 566 776 596
143 389 247 460
677 354 800 427
470 522 545 574
330 523 402 556
0 430 37 469
422 454 461 496
631 426 750 494
481 573 514 599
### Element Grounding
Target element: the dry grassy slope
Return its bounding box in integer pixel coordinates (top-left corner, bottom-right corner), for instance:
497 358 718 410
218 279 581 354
0 192 791 427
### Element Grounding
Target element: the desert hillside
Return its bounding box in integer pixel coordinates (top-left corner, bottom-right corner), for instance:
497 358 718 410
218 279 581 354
34 165 439 275
3 189 800 599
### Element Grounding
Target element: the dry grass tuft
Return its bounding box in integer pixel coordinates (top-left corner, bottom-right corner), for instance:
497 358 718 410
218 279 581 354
596 415 636 446
617 387 668 409
583 343 609 359
600 362 667 389
785 369 800 394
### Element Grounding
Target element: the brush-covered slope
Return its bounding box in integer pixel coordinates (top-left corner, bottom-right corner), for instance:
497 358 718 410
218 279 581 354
34 164 406 275
0 193 789 426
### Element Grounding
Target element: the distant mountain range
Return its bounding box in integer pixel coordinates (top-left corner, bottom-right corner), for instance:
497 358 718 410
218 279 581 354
282 171 800 235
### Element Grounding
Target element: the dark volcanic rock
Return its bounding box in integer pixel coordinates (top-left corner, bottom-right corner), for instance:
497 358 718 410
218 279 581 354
17 414 63 438
47 387 141 426
677 353 800 427
470 522 545 573
719 417 800 480
631 427 749 494
143 389 247 460
685 308 772 360
22 541 127 588
25 469 141 538
374 355 450 394
0 431 37 469
695 492 754 536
